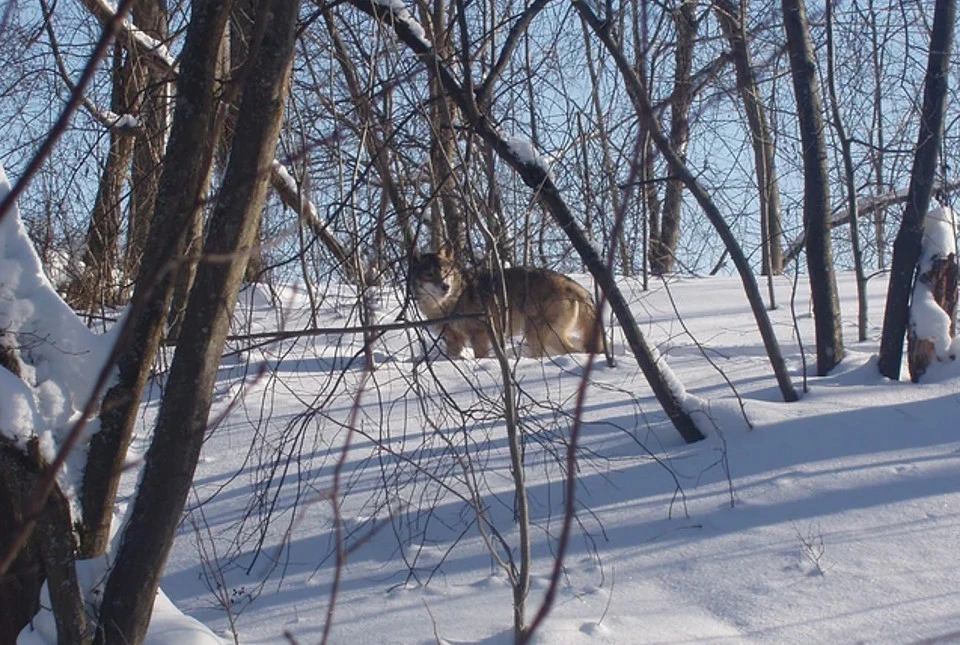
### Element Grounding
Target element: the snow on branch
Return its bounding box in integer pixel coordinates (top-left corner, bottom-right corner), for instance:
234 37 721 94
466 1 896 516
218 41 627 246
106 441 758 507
270 161 356 279
369 0 432 48
0 164 118 498
506 136 555 179
78 0 176 70
919 205 957 274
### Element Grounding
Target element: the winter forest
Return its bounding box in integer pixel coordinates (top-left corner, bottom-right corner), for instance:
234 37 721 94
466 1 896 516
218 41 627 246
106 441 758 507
2 0 960 643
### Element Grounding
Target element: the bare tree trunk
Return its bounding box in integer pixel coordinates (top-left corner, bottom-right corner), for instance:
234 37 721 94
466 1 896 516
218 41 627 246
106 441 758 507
80 0 230 560
651 0 697 275
0 438 89 645
582 21 627 274
221 0 265 282
424 0 465 255
866 0 888 270
825 0 868 342
783 0 844 376
166 196 206 339
125 0 170 279
70 45 137 309
96 0 298 641
713 0 783 276
878 0 955 380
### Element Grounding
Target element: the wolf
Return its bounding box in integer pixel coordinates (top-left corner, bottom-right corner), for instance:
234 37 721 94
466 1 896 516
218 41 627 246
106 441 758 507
410 247 603 358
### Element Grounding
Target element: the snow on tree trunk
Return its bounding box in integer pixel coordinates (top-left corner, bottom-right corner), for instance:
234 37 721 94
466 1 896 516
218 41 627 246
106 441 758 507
908 205 958 382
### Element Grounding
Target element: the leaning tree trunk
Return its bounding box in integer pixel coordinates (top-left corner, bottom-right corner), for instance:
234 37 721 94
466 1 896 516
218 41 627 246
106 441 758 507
573 0 798 402
95 0 299 641
878 0 956 380
349 0 707 442
79 0 230 559
783 0 844 376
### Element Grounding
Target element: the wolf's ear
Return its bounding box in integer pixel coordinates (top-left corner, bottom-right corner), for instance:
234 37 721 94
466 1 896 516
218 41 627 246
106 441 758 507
437 243 453 260
411 247 422 264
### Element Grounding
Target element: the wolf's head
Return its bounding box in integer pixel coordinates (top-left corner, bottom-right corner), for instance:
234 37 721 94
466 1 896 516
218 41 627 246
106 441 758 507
410 247 462 312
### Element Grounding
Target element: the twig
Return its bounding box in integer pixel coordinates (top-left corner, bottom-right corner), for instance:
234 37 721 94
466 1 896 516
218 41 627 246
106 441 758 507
0 0 137 227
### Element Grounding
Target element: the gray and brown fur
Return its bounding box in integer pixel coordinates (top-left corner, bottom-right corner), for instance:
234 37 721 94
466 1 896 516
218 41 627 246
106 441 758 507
410 248 603 358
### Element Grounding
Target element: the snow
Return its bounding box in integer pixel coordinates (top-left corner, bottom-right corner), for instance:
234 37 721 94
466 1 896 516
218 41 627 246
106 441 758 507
910 205 957 358
270 160 334 236
371 0 432 49
0 164 118 504
910 282 953 355
19 556 224 645
93 0 176 68
111 113 141 131
8 157 960 642
506 136 554 178
144 268 960 645
919 205 957 274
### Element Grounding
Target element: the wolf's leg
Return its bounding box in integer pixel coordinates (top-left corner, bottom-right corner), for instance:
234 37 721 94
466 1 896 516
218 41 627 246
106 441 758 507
442 325 466 358
471 332 492 358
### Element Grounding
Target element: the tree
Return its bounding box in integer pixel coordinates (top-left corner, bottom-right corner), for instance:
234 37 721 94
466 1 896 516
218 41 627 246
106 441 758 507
878 0 956 380
125 0 170 279
712 0 783 278
348 0 708 446
79 0 231 558
824 0 869 342
574 0 798 402
69 44 137 310
650 0 698 275
782 0 844 376
96 0 300 641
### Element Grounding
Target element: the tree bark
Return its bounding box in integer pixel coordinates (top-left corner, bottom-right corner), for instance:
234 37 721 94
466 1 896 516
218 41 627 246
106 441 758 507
80 0 230 559
878 0 955 380
96 0 298 640
70 45 137 309
783 0 844 376
0 438 88 645
125 0 170 279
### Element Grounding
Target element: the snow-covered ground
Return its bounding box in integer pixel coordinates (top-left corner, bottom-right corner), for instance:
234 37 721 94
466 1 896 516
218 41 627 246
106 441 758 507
7 163 960 644
143 267 960 645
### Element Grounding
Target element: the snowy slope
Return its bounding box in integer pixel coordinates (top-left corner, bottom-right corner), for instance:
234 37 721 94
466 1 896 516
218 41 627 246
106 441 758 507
139 269 960 645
